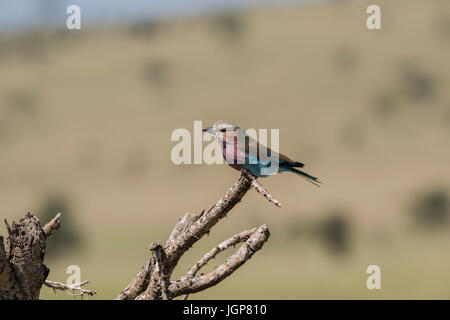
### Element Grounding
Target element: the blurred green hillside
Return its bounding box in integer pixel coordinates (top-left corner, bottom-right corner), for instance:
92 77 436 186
1 0 450 299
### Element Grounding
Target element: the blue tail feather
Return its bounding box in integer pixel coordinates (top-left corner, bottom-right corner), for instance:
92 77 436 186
287 167 321 187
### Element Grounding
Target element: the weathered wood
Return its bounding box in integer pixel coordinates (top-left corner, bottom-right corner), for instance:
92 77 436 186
0 213 49 300
118 170 272 300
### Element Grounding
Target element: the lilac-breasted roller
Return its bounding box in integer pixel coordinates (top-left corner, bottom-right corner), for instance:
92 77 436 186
203 121 321 186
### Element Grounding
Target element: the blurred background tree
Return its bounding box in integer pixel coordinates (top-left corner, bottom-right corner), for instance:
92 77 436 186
411 189 449 230
38 194 81 259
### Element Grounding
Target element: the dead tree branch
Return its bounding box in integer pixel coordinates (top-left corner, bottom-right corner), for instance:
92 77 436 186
117 170 273 300
181 225 269 300
185 227 261 279
1 169 277 300
44 280 96 298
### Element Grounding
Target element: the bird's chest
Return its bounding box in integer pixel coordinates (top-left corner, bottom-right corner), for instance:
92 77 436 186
221 139 245 170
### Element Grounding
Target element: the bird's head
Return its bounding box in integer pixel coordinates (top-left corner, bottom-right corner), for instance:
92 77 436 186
203 120 241 141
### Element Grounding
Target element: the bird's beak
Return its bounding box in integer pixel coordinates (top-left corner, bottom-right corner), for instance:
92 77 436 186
202 127 213 133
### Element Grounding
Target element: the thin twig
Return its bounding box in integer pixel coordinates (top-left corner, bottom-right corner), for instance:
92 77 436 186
242 170 282 208
44 280 96 298
43 212 62 238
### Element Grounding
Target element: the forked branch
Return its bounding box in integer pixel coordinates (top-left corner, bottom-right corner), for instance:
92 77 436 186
117 170 276 300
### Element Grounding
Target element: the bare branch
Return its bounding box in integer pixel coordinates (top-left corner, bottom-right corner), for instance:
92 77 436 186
166 212 201 248
117 170 274 300
242 170 282 208
163 171 253 265
186 227 258 279
2 166 279 300
115 259 153 300
181 226 262 300
168 224 270 298
44 280 96 298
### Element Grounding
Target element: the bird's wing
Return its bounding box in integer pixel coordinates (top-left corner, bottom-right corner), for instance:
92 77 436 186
243 133 304 167
277 151 304 167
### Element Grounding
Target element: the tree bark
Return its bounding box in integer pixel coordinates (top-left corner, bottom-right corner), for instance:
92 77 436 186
0 213 51 300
